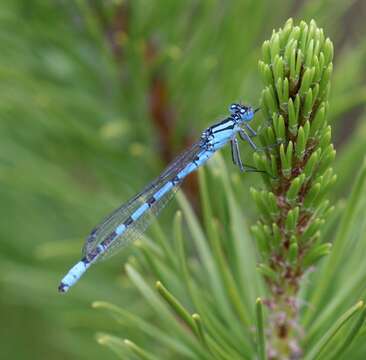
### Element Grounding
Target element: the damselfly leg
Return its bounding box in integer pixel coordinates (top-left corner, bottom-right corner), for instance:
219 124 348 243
230 136 271 176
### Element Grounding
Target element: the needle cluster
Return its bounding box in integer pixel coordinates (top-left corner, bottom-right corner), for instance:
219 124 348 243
251 18 335 359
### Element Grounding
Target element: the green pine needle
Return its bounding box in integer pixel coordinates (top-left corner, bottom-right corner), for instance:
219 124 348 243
304 301 364 360
256 298 267 360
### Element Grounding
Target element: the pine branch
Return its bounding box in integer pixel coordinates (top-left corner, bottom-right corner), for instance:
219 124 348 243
252 18 335 359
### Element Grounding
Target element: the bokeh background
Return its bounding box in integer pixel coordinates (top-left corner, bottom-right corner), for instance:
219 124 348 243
0 1 365 359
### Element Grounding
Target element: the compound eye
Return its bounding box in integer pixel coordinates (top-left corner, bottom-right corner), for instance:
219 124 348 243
229 103 239 113
243 108 255 121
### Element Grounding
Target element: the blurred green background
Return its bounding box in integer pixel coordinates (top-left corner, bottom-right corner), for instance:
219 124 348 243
0 0 365 359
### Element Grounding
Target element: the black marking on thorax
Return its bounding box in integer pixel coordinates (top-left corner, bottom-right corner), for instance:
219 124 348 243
210 117 235 134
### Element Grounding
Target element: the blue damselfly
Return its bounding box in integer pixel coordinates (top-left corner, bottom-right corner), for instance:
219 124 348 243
59 104 261 292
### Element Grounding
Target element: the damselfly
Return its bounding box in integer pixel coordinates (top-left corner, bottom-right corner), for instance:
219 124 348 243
59 103 261 293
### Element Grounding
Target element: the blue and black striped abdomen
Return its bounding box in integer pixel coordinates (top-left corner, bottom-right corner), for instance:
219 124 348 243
82 143 213 263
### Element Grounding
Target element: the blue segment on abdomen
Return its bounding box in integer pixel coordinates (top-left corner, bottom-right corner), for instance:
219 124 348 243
131 203 149 221
177 151 212 179
60 260 91 291
153 181 174 201
115 223 126 235
177 162 197 179
195 150 212 166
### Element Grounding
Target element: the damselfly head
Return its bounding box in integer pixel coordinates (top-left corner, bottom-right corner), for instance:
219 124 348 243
238 106 254 122
229 103 256 122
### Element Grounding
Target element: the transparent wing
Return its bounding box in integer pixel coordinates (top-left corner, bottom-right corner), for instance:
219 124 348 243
82 141 203 260
97 183 178 261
